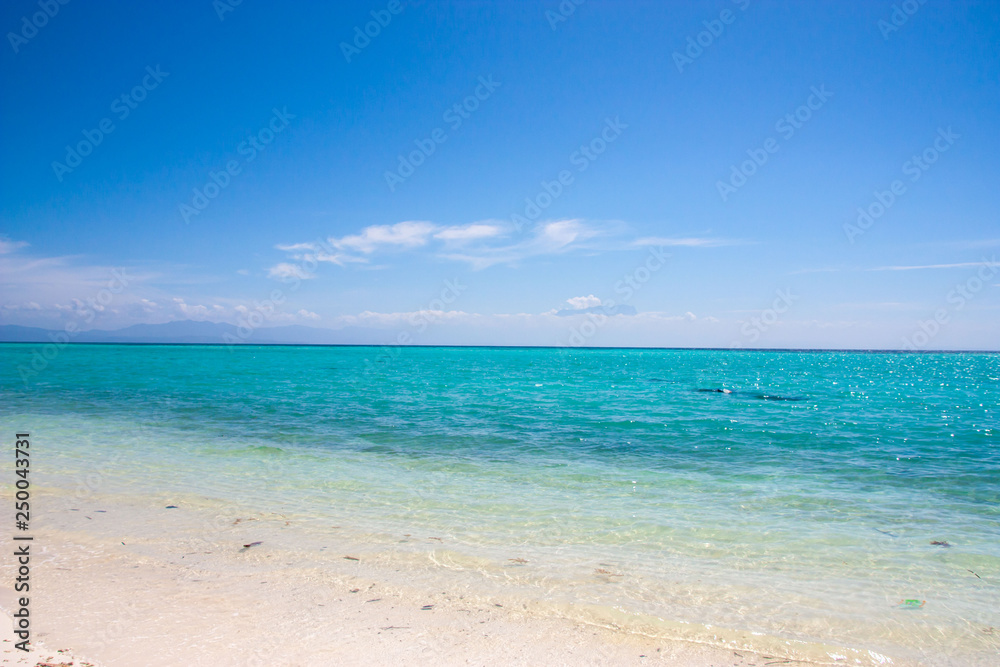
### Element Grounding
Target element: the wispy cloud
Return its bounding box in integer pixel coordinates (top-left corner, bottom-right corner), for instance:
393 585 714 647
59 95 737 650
433 222 506 242
0 239 329 330
0 241 138 296
267 263 315 280
867 260 997 271
270 220 737 277
275 242 318 252
0 238 29 255
792 258 1000 274
918 238 1000 250
439 219 603 269
332 220 437 254
270 221 442 273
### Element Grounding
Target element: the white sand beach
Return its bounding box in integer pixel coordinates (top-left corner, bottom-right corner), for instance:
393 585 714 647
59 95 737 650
0 489 860 667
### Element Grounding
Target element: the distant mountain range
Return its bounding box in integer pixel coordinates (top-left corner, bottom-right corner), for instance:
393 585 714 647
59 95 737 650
0 320 390 345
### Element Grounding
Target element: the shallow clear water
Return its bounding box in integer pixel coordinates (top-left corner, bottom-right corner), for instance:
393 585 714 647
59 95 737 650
2 344 998 664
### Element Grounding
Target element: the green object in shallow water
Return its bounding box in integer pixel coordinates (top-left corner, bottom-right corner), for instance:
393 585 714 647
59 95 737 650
899 599 926 609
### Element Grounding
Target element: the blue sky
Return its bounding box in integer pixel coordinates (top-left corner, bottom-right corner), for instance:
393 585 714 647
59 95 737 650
1 0 998 349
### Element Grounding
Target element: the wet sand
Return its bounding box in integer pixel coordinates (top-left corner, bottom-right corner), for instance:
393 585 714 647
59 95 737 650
0 491 835 667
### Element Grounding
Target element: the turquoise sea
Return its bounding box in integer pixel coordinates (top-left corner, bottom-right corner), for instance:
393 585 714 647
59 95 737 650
2 344 998 664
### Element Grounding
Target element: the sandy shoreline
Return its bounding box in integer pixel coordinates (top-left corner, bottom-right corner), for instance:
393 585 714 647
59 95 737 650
1 614 100 667
0 487 909 666
0 538 772 667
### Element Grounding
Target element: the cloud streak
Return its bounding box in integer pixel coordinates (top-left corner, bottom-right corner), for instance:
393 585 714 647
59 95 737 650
438 219 604 269
0 238 30 255
331 220 437 254
271 219 734 277
866 260 997 271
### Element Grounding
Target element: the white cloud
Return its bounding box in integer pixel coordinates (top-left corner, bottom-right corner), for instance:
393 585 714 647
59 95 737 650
297 309 320 320
1 301 42 311
434 223 505 242
172 298 212 320
267 263 315 280
311 251 369 266
332 221 437 254
276 242 319 252
441 219 603 269
272 219 737 276
0 238 29 255
270 223 440 274
565 295 602 309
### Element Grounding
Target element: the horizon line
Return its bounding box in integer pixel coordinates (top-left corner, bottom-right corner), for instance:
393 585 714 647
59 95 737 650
0 341 997 354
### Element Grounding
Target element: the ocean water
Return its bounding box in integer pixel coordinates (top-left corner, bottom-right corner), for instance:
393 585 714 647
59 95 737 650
2 344 998 664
